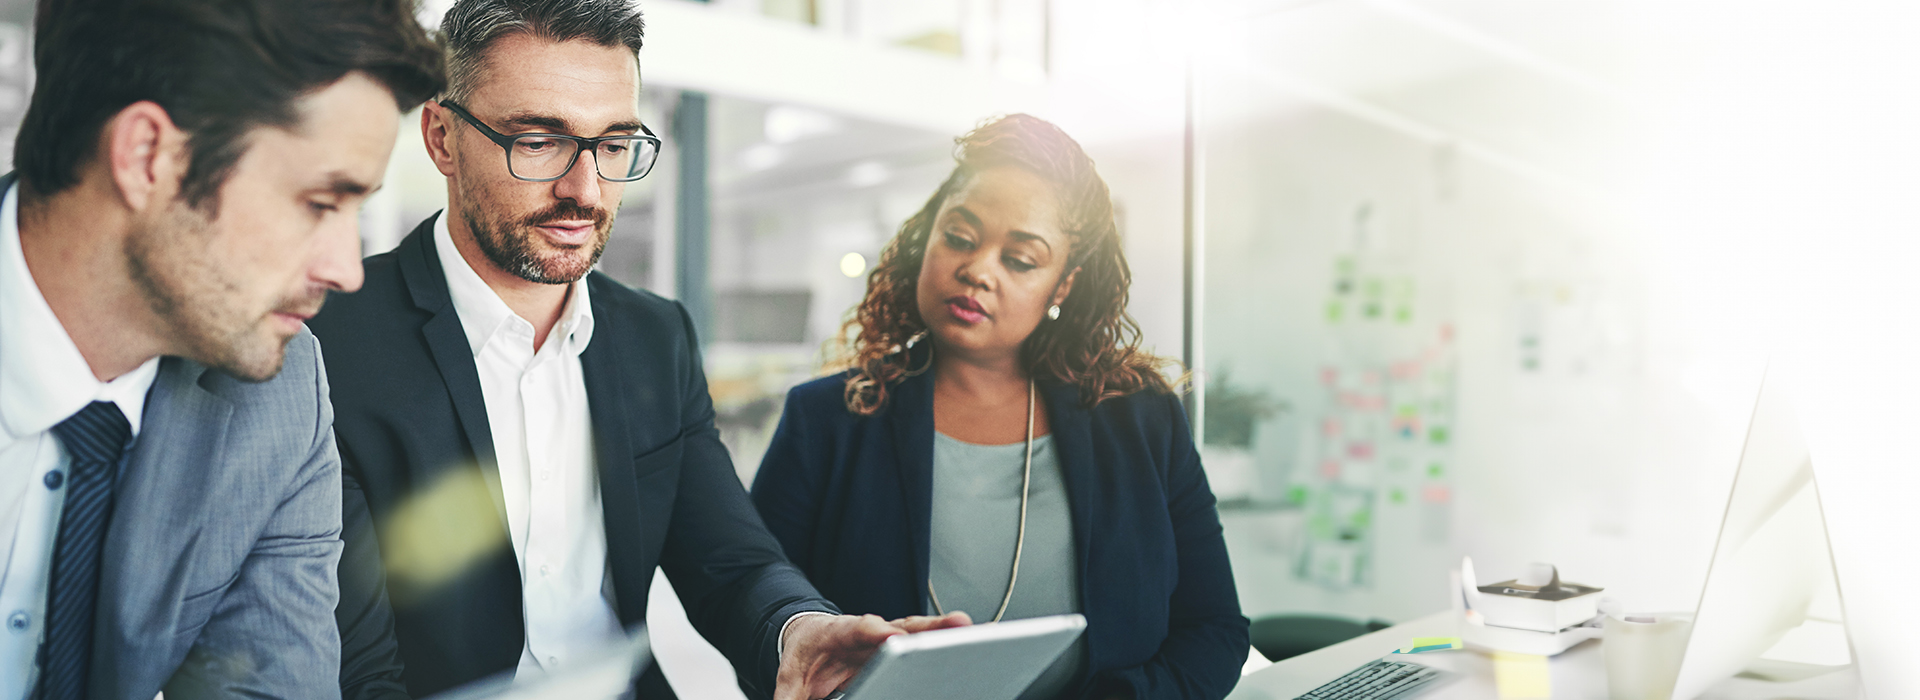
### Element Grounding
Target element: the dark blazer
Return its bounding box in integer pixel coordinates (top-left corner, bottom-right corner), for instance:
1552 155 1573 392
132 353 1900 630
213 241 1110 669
750 356 1249 700
308 215 835 700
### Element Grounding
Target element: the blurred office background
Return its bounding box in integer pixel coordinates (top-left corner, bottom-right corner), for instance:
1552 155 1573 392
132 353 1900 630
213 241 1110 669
6 0 1920 696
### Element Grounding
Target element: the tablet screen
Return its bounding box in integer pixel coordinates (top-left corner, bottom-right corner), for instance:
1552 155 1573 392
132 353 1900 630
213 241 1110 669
836 614 1087 700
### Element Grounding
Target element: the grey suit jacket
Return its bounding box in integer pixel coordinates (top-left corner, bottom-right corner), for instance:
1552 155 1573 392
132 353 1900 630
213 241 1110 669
89 328 344 699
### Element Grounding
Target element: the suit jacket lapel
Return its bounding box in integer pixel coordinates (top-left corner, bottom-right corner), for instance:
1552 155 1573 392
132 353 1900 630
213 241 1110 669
1041 381 1097 618
396 216 508 526
95 358 231 695
577 286 645 625
886 358 937 610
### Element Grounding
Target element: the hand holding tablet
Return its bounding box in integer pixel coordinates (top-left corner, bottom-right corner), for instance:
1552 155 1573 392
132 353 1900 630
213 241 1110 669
824 614 1088 700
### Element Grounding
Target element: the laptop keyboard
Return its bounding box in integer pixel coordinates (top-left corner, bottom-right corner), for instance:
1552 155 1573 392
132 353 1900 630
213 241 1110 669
1294 658 1456 700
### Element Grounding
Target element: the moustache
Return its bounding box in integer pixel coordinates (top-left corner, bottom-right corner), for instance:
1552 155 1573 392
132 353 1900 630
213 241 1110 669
520 201 612 230
274 288 330 320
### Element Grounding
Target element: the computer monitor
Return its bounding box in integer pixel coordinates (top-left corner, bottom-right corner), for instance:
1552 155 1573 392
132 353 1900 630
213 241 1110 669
1669 373 1839 699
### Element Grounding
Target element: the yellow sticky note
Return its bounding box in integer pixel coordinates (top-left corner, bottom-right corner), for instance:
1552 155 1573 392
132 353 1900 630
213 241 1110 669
1393 637 1463 654
1492 651 1552 699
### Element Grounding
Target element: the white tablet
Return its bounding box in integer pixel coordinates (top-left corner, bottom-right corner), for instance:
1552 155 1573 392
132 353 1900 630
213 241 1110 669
831 614 1088 700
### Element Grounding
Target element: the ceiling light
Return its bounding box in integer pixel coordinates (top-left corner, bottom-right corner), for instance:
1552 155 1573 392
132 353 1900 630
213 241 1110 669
741 144 784 172
765 106 842 144
847 161 891 187
840 252 868 278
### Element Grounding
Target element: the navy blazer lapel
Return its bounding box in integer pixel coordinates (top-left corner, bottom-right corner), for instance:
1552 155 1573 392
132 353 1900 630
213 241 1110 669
396 216 508 525
576 281 645 623
1041 381 1097 615
886 360 937 608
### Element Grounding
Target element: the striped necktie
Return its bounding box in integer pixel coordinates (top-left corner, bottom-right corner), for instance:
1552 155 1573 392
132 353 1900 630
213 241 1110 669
39 401 130 700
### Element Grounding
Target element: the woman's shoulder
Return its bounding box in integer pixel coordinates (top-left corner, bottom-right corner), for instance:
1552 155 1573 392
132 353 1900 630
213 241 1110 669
786 367 933 419
786 372 855 412
1072 384 1193 449
1079 384 1186 422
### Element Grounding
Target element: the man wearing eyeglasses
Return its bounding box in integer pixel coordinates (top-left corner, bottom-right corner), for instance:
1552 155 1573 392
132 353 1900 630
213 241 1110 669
307 1 963 699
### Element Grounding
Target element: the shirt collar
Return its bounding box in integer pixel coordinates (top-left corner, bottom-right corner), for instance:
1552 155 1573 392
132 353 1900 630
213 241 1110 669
433 212 595 358
0 181 161 451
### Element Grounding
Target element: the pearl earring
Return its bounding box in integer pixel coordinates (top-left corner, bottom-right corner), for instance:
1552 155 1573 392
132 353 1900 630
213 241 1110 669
1047 305 1061 320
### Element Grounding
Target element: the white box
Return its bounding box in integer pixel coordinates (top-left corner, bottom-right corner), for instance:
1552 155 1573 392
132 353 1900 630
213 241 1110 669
1475 578 1603 633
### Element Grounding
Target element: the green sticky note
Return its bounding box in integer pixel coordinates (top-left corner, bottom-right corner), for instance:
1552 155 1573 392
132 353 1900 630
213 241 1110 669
1428 463 1445 478
1429 426 1450 445
1309 515 1335 538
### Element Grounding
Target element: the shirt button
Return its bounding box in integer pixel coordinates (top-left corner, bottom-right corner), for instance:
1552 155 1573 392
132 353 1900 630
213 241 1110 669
540 471 551 481
540 564 551 576
547 655 558 666
43 471 63 489
7 612 28 632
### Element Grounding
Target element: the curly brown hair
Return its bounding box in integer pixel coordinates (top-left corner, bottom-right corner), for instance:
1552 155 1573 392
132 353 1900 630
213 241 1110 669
830 114 1178 415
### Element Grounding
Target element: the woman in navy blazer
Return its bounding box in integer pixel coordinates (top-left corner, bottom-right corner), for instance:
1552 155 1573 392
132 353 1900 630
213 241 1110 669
751 115 1247 700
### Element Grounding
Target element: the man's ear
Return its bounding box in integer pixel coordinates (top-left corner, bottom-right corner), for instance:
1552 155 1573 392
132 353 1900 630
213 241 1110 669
1052 266 1080 307
422 102 458 177
105 101 185 212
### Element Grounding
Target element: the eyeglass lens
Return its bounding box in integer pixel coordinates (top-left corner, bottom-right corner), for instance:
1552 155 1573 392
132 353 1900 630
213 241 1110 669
509 135 659 181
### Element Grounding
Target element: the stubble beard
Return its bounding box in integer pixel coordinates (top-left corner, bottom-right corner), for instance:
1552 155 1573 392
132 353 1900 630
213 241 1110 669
458 191 614 286
124 202 320 383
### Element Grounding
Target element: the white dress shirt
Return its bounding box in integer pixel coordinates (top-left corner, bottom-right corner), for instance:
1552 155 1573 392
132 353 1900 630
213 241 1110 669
0 181 160 698
433 215 623 679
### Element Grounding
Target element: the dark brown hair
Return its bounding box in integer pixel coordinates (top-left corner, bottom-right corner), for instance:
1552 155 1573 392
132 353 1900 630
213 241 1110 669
833 114 1177 415
18 0 445 209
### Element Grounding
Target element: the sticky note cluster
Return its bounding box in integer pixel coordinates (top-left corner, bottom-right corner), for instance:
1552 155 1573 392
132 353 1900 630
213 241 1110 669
1492 651 1552 699
1391 637 1464 654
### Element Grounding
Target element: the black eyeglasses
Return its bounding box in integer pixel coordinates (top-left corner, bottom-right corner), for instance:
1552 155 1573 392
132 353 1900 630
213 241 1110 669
439 100 662 183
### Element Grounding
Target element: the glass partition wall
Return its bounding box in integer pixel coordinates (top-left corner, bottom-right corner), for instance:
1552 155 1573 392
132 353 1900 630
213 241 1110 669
692 95 952 482
1190 0 1738 629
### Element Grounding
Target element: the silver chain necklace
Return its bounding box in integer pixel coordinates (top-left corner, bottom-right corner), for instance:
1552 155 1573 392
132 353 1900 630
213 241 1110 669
927 378 1036 623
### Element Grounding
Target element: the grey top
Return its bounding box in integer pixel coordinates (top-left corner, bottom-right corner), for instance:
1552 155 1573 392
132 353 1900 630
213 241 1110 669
928 432 1085 700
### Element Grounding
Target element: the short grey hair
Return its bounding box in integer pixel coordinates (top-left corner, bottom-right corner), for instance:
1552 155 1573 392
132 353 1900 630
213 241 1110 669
438 0 645 104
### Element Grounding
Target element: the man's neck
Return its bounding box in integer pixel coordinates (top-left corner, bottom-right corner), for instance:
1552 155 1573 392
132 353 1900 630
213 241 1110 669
16 181 167 381
446 215 570 352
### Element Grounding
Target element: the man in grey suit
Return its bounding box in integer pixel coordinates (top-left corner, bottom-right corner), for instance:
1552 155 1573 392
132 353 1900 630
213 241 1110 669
0 1 442 698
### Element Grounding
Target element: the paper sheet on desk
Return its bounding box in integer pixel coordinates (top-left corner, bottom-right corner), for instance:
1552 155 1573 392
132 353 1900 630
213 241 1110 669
1492 651 1551 699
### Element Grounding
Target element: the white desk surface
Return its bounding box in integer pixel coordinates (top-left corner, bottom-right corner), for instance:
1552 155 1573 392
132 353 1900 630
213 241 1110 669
1228 611 1860 700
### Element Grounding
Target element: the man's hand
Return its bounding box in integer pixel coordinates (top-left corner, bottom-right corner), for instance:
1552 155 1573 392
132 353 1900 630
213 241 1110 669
887 611 972 633
775 612 972 700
